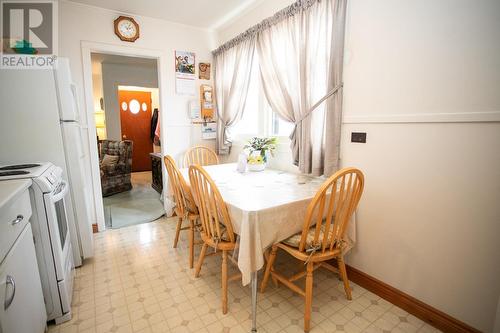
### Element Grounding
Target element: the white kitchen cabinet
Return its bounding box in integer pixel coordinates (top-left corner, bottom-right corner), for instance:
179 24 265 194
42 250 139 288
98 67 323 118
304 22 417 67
0 180 46 333
0 224 47 333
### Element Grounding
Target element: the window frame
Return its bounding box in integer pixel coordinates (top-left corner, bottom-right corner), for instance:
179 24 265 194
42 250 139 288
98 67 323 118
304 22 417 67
232 87 293 143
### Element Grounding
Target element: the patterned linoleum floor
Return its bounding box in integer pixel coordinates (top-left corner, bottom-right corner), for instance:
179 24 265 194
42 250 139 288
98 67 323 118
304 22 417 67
48 217 441 333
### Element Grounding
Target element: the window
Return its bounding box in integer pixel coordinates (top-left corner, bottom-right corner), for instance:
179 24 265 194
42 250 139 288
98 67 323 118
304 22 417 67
270 111 294 137
231 60 294 140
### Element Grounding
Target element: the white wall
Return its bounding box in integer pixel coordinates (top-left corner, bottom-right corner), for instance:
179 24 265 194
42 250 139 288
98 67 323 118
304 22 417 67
59 0 217 224
92 71 103 113
101 62 158 140
341 122 500 333
216 0 500 331
91 65 106 139
342 2 500 332
342 0 500 122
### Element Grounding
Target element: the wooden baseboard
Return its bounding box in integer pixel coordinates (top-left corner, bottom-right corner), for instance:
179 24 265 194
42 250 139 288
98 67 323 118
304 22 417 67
92 223 98 233
345 264 480 333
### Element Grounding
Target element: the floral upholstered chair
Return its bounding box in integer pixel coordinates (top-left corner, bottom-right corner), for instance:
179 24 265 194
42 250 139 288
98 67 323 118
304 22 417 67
99 140 133 196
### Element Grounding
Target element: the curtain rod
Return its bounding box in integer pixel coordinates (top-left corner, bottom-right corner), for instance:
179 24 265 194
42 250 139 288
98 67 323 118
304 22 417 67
212 0 323 56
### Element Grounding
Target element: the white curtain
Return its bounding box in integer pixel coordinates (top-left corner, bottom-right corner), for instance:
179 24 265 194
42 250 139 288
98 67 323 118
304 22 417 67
214 37 256 155
257 0 347 175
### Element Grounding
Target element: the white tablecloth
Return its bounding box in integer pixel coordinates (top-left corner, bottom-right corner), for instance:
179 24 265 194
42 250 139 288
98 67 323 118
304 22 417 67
180 163 356 285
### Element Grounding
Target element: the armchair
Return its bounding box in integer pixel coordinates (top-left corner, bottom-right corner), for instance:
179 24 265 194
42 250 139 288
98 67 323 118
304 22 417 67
99 140 133 196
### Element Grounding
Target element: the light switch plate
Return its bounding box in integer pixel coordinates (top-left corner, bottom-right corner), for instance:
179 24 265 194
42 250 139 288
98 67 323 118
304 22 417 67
351 132 366 143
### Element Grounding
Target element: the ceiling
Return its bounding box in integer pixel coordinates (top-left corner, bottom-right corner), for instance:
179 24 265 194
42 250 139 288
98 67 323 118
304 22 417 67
91 53 157 75
67 0 261 29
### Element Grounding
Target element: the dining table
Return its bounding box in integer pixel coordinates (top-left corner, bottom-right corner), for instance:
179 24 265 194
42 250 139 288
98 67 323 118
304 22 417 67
179 163 356 332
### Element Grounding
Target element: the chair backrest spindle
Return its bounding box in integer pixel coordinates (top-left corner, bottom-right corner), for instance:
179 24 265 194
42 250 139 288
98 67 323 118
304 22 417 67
184 146 219 167
298 168 364 253
188 165 235 244
164 155 197 217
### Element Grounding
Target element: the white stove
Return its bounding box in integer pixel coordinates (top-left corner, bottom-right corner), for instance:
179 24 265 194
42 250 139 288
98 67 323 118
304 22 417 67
0 162 75 323
0 163 50 178
0 163 59 192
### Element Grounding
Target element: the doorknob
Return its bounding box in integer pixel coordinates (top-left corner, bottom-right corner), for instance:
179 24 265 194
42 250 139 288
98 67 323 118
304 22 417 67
122 135 127 139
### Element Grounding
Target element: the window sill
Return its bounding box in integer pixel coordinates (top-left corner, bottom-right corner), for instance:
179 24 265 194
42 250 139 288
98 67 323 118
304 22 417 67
231 136 291 153
232 135 290 144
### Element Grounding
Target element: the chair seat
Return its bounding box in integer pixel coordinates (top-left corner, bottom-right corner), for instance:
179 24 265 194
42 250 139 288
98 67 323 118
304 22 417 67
282 223 326 248
201 224 232 242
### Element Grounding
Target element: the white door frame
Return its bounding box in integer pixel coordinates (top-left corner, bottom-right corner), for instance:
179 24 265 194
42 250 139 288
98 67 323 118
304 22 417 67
81 41 167 232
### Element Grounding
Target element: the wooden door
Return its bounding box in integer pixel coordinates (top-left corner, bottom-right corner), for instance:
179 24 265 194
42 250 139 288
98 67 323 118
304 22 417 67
118 90 153 172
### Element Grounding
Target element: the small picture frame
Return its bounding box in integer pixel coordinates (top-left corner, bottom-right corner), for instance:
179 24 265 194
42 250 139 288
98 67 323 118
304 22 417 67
199 63 211 80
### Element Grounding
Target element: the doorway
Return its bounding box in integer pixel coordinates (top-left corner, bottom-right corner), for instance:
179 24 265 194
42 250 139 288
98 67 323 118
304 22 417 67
90 52 164 229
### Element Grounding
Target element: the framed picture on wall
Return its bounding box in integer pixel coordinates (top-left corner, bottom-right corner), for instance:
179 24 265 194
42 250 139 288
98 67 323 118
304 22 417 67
199 63 210 80
175 50 195 79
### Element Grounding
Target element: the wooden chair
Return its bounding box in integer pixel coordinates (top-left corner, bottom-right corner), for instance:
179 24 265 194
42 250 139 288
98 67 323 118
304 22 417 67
260 167 364 332
188 165 240 314
164 155 199 268
184 145 219 167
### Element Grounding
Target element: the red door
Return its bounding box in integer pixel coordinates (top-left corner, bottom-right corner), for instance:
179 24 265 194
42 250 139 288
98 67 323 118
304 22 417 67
119 90 153 172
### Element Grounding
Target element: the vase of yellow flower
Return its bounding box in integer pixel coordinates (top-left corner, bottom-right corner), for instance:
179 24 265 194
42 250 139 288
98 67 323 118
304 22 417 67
244 137 277 172
247 152 266 171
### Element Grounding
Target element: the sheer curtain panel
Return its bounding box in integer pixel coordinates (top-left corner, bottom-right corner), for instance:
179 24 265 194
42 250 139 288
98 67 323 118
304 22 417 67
213 37 256 155
212 0 347 174
257 0 347 175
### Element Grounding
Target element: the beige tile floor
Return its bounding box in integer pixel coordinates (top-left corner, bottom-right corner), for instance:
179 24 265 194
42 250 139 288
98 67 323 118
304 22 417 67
48 217 441 333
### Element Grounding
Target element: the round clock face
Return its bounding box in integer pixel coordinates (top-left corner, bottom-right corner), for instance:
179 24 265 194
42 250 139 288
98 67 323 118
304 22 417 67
118 19 137 39
114 16 139 41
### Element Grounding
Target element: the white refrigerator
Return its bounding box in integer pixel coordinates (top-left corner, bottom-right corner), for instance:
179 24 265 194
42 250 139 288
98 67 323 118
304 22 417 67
0 58 94 265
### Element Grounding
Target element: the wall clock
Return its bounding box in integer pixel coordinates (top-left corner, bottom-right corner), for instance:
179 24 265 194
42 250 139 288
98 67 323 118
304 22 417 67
114 16 140 42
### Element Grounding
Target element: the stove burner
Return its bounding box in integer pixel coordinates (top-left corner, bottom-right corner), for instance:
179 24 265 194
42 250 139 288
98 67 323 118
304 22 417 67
0 170 30 177
0 163 41 170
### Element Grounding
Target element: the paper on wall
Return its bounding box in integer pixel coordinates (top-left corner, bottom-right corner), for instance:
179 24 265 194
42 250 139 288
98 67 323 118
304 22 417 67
201 122 216 140
189 100 201 119
176 78 195 96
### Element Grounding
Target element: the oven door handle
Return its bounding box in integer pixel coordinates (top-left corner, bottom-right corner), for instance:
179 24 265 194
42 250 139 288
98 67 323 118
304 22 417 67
4 275 15 310
51 180 70 202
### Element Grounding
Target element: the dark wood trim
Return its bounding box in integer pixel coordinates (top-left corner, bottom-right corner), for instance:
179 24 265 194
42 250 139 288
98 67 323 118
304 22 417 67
345 264 481 333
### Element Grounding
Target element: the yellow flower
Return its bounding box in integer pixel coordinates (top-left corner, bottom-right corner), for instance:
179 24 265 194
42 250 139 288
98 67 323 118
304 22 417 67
247 155 264 165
